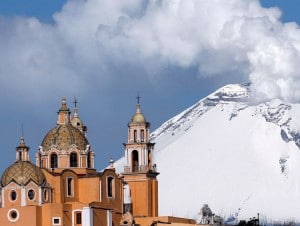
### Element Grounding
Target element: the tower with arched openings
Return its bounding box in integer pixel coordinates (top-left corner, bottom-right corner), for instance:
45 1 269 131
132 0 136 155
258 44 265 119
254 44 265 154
123 97 159 218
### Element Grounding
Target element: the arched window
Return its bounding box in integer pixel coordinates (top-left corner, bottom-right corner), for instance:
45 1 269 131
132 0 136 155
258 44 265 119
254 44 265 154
141 129 145 142
132 150 139 172
107 177 115 198
133 130 137 142
70 153 78 167
51 153 58 168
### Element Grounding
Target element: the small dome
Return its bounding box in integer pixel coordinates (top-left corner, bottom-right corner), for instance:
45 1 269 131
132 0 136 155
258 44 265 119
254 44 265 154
71 117 83 128
1 161 46 186
131 113 147 124
41 124 88 151
130 103 147 124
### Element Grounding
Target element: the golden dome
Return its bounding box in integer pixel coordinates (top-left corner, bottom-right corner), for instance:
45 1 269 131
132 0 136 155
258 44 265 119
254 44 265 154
131 103 147 124
41 124 88 151
1 161 46 186
131 113 147 124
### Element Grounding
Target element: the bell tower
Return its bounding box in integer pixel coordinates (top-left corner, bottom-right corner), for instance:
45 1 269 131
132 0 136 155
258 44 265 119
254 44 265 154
123 97 159 217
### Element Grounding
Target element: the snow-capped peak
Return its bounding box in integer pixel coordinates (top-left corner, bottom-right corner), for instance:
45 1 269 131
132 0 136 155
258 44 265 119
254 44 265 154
116 83 300 223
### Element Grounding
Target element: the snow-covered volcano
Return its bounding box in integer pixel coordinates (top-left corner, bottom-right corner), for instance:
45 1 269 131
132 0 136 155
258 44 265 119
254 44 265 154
116 84 300 223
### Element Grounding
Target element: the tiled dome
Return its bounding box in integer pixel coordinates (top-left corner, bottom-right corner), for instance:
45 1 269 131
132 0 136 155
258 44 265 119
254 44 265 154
1 161 46 186
41 124 88 151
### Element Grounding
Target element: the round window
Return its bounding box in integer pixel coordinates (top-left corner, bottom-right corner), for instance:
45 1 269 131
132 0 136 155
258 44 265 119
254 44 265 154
10 190 17 201
10 211 17 219
28 189 35 200
7 209 19 222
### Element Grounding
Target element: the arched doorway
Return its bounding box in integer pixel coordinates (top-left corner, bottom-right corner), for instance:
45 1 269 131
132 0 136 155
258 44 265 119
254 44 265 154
132 150 139 172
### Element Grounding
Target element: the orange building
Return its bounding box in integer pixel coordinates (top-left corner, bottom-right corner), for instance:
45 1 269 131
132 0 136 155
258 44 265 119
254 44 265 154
0 97 195 226
0 98 124 226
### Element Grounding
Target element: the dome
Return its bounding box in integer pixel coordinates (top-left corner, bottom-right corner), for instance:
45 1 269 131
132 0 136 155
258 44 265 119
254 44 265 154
130 103 147 124
41 124 88 151
1 161 46 186
131 113 147 124
71 117 84 128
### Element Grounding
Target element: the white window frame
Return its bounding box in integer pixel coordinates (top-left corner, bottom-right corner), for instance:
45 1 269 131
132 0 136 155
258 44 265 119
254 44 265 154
7 208 20 223
52 217 61 225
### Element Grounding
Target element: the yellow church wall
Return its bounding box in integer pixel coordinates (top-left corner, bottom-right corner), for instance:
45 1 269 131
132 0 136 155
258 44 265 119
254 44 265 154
92 207 123 226
61 170 79 202
99 169 123 213
3 184 22 208
60 155 68 168
78 177 100 203
0 205 42 226
42 169 63 203
124 173 158 218
129 179 149 217
152 179 158 216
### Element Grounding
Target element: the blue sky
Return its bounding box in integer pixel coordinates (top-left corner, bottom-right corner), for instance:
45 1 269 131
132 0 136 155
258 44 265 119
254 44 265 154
0 0 299 170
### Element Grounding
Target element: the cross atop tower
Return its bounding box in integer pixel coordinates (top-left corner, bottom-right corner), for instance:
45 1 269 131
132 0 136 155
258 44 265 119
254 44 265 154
73 97 78 108
136 93 141 104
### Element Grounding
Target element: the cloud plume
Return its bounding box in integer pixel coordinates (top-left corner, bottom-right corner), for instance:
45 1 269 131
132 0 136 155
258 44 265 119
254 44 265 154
1 0 300 102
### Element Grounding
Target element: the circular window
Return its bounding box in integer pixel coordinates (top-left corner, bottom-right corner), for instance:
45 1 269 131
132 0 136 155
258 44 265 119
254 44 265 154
10 190 17 201
28 189 35 200
7 209 19 222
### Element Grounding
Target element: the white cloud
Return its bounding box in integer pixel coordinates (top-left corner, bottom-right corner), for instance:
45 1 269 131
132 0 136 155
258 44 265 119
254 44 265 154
1 0 300 102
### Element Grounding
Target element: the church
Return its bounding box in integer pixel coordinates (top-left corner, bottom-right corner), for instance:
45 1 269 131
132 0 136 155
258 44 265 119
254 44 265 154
0 98 162 226
0 97 195 226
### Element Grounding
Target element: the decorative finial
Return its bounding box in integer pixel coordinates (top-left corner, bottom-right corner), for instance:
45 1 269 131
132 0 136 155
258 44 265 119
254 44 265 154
109 158 114 168
20 124 25 146
59 96 70 112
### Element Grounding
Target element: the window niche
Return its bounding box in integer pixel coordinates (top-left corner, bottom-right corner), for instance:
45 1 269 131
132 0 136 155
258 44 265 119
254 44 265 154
51 153 58 168
75 211 82 224
133 130 137 142
27 189 35 201
131 150 139 172
43 189 49 202
66 177 74 197
141 129 145 142
70 153 78 167
107 177 115 198
10 190 17 202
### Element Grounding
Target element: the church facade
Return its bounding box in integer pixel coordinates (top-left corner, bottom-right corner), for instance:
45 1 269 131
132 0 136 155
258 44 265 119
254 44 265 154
0 97 159 226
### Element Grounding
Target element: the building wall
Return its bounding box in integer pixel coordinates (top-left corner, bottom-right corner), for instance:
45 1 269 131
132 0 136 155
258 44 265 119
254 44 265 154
124 174 158 218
